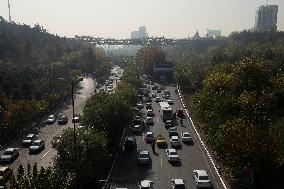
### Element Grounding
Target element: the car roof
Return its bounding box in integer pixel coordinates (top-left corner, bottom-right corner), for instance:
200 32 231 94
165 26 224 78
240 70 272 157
194 170 208 176
173 179 184 185
27 134 35 137
139 150 149 155
6 148 16 151
182 132 190 135
167 149 176 152
171 136 179 139
140 180 152 187
33 140 42 143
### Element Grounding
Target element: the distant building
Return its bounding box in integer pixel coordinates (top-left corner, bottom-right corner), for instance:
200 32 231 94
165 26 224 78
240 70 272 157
131 26 148 39
255 5 278 32
207 29 221 38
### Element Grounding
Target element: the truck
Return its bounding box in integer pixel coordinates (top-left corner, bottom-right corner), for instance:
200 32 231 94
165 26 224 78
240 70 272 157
159 101 174 121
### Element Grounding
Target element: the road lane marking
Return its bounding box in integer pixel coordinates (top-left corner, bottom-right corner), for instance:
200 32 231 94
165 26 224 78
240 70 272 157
156 117 159 123
176 85 228 189
42 148 52 158
160 157 163 167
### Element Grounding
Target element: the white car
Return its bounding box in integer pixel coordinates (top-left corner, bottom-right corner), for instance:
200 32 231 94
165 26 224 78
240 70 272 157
145 132 155 142
181 132 193 143
0 148 19 163
139 180 153 189
22 134 38 146
193 170 212 188
170 136 181 147
146 109 155 117
167 99 174 105
166 149 180 162
29 140 45 153
145 117 154 125
45 115 56 124
172 179 185 189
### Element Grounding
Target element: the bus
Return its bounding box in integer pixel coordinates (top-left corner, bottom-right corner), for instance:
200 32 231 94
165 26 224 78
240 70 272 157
159 101 173 121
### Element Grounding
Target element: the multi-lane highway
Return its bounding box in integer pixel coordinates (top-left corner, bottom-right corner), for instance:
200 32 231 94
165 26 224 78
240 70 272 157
111 82 227 189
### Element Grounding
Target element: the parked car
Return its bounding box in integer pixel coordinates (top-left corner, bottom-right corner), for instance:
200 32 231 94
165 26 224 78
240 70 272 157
138 180 153 189
145 117 154 126
176 109 186 119
133 118 143 125
170 136 181 148
193 170 212 188
172 179 185 189
151 93 156 98
58 115 68 125
72 115 80 123
145 103 152 109
144 132 155 142
133 125 143 134
152 85 158 90
45 115 56 124
137 102 143 109
0 166 13 187
166 149 180 162
137 150 151 165
165 120 174 129
157 88 161 93
22 134 38 146
29 140 45 153
124 136 136 151
155 135 167 147
181 132 193 143
0 148 19 163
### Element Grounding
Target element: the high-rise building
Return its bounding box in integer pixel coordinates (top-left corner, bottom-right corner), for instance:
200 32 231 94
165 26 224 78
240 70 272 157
131 26 148 39
255 5 278 32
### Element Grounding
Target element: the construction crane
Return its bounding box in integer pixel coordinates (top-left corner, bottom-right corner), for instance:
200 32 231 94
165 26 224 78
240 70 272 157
8 0 11 22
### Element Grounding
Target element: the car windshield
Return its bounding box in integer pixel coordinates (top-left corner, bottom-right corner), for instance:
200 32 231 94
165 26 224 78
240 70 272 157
183 133 190 137
139 153 149 158
3 150 13 155
24 135 34 140
32 141 41 146
169 151 177 155
199 176 209 180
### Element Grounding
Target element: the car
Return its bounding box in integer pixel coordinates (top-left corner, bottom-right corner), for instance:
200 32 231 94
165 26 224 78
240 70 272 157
22 134 38 146
58 115 68 125
166 149 180 162
137 102 143 109
170 136 181 147
144 132 155 142
138 180 153 189
124 136 136 151
181 132 193 143
167 99 174 105
45 114 56 124
176 109 186 119
193 170 212 188
146 97 152 103
145 117 154 126
133 118 143 125
157 88 161 93
155 135 167 147
168 127 179 137
146 109 155 117
72 115 80 123
172 179 185 189
29 140 45 153
155 96 161 102
145 103 152 109
0 148 19 163
107 87 114 93
133 125 143 134
0 166 13 187
151 93 156 98
165 120 174 129
152 85 158 90
134 115 141 120
163 94 171 99
136 150 151 165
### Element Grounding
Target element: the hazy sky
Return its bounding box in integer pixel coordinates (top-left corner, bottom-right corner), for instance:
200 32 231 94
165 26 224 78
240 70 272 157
0 0 283 38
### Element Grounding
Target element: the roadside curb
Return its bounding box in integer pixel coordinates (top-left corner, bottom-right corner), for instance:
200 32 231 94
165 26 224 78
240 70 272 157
177 85 229 189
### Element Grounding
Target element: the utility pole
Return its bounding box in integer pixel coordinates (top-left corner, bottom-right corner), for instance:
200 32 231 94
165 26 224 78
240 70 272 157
8 0 11 22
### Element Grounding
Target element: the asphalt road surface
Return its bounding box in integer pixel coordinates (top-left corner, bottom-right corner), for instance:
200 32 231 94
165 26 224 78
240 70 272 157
0 76 96 170
111 83 226 189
